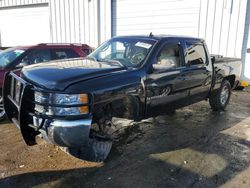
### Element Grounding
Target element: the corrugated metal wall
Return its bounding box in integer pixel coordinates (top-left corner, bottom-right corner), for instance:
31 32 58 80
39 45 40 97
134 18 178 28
0 0 248 57
0 0 111 47
49 0 110 47
0 0 48 7
49 0 98 45
112 0 247 58
198 0 247 58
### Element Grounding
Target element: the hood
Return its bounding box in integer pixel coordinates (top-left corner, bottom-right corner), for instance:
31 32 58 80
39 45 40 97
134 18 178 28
22 58 127 91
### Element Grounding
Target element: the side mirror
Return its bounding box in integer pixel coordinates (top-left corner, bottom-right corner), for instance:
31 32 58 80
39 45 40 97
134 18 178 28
247 48 250 53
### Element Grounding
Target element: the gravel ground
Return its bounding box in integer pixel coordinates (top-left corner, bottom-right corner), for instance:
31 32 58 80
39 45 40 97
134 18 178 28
0 89 250 188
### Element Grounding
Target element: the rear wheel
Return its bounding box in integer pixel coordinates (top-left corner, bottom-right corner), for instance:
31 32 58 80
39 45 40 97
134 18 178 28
209 80 231 111
0 96 6 121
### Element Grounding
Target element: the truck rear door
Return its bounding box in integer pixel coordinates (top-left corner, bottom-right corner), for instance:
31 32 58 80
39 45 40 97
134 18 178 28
182 40 213 103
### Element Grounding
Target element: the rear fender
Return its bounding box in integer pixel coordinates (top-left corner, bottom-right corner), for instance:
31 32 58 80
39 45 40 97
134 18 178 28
223 75 236 89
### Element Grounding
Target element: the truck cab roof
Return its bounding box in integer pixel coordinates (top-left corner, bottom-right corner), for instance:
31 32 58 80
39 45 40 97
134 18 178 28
112 35 204 42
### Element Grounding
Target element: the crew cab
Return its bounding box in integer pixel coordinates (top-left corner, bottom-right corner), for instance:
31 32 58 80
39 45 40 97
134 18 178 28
3 35 238 161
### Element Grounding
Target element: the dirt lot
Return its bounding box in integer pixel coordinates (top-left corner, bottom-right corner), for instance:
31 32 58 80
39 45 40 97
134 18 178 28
0 89 250 188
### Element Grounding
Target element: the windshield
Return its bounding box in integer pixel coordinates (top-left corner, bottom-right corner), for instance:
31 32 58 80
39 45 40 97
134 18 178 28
0 48 25 68
88 37 156 68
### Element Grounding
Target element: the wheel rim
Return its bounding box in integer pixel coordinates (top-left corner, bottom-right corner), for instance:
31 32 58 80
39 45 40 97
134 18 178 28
0 96 5 118
220 85 229 105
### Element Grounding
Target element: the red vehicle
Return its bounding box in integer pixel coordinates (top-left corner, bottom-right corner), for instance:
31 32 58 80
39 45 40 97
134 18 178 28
0 43 93 120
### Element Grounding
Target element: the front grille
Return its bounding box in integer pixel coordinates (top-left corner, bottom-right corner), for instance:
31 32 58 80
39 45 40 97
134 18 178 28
4 72 39 145
10 76 24 105
3 72 34 123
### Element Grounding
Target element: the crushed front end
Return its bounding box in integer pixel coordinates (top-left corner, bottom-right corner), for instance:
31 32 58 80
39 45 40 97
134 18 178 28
3 71 92 148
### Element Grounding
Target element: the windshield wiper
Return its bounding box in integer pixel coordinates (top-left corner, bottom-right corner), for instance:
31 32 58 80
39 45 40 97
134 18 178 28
96 58 126 68
86 56 127 68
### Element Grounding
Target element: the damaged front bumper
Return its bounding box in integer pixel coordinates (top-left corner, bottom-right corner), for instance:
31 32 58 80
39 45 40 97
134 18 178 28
38 118 92 147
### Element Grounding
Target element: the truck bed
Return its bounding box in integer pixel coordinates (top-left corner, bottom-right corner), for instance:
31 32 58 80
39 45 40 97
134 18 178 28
212 55 242 88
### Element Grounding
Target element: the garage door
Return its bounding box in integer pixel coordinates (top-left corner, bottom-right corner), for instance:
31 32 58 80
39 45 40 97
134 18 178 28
112 0 200 36
0 4 50 47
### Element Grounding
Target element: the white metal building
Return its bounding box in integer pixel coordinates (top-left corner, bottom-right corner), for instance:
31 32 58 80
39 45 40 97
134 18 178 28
0 0 250 82
0 0 111 47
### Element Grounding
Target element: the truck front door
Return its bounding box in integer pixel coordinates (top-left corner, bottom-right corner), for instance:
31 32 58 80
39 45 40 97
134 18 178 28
145 40 190 116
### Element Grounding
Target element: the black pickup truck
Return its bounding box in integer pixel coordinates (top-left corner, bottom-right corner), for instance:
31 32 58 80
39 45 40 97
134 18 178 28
3 35 237 161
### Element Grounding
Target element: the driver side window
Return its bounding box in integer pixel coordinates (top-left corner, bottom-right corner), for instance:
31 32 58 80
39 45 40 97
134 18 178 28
154 43 180 70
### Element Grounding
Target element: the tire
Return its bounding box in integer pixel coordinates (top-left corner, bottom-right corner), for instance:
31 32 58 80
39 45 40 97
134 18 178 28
209 80 231 111
0 95 6 121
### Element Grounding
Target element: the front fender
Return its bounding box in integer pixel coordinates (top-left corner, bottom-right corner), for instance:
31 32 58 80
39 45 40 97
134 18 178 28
66 70 146 121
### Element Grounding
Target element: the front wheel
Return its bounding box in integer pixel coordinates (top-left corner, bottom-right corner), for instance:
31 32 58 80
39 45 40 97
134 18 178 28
209 80 231 111
0 95 6 121
61 121 114 162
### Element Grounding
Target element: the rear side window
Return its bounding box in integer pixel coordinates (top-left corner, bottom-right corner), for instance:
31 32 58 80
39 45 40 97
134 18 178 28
52 48 79 60
20 49 51 66
186 43 207 65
